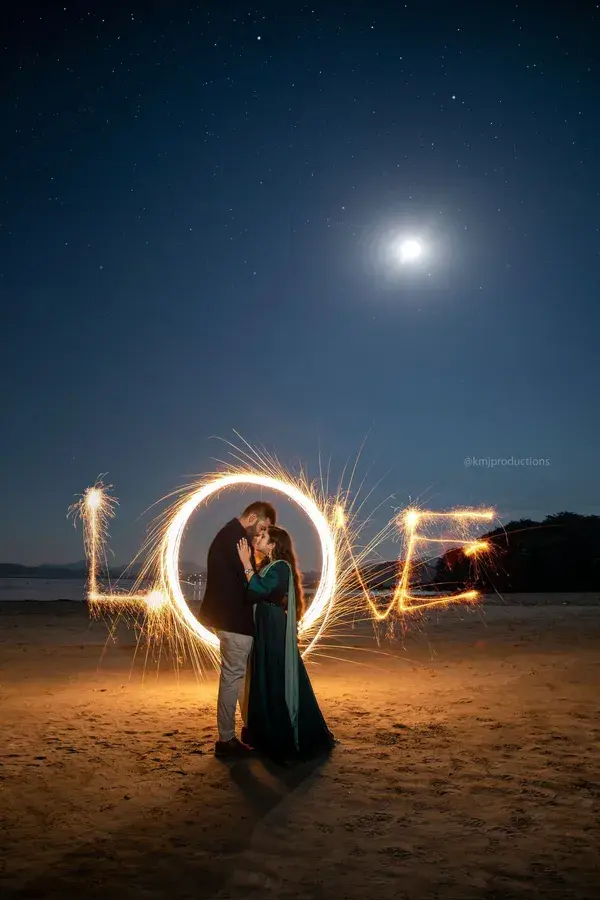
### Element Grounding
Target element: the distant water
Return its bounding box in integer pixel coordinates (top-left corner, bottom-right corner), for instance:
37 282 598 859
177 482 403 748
0 577 440 604
0 578 128 602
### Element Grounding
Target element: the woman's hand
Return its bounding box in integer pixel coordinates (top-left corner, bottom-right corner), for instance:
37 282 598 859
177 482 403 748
237 538 253 570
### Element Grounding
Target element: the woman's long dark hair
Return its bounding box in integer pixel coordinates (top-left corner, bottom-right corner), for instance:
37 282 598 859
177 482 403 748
267 526 305 621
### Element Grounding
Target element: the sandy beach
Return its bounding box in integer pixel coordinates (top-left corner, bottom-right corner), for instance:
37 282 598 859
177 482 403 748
1 598 599 899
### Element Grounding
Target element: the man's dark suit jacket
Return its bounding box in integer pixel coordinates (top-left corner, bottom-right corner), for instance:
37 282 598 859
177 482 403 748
199 518 254 636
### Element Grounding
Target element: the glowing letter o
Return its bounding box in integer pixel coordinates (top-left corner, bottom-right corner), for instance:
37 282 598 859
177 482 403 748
162 474 337 657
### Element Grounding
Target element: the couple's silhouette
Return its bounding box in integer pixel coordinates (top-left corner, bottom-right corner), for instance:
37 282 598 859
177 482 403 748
199 500 334 763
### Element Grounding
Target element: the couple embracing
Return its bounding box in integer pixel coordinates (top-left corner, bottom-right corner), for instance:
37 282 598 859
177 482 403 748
199 500 335 763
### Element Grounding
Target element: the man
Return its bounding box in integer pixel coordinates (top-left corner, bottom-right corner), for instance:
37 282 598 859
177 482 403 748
199 500 276 758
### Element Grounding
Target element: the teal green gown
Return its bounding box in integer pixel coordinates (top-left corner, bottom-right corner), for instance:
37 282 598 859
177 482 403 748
246 560 335 762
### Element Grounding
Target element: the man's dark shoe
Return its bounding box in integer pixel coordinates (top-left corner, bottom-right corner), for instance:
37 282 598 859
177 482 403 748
214 737 252 758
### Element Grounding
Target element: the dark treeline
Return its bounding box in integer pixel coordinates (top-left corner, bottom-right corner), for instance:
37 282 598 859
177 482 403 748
434 512 600 593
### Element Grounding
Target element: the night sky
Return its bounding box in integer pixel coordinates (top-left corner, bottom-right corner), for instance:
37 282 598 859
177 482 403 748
2 2 599 568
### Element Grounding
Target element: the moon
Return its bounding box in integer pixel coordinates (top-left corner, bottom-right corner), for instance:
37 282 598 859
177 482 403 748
396 238 423 264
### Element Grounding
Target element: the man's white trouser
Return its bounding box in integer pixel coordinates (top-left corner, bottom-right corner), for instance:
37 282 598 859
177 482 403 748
216 630 253 742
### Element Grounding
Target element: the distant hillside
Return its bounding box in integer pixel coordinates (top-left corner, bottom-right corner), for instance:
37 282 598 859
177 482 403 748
0 560 204 579
0 563 88 579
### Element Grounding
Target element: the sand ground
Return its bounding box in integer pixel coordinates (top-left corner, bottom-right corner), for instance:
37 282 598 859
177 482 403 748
1 600 599 899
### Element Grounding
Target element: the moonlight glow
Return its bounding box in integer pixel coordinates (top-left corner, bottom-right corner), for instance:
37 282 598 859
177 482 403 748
396 238 424 264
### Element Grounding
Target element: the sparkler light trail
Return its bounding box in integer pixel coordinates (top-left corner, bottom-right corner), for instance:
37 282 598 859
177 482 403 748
69 482 118 602
71 456 347 662
336 505 494 620
71 449 496 670
159 472 338 657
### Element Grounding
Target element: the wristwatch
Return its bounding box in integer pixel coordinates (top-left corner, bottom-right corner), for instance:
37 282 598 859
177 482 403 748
244 567 253 576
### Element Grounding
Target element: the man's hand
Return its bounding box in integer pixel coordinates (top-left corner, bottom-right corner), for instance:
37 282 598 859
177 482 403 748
237 538 253 570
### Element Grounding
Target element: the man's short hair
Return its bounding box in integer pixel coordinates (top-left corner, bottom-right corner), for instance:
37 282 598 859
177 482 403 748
242 500 276 524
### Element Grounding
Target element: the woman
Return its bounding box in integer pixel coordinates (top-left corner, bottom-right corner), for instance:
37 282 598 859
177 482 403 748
237 526 335 763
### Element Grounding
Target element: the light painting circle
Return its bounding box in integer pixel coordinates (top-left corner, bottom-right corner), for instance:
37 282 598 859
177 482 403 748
162 474 337 658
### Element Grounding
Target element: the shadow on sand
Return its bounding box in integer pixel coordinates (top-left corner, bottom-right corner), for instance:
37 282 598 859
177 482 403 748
6 752 328 900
